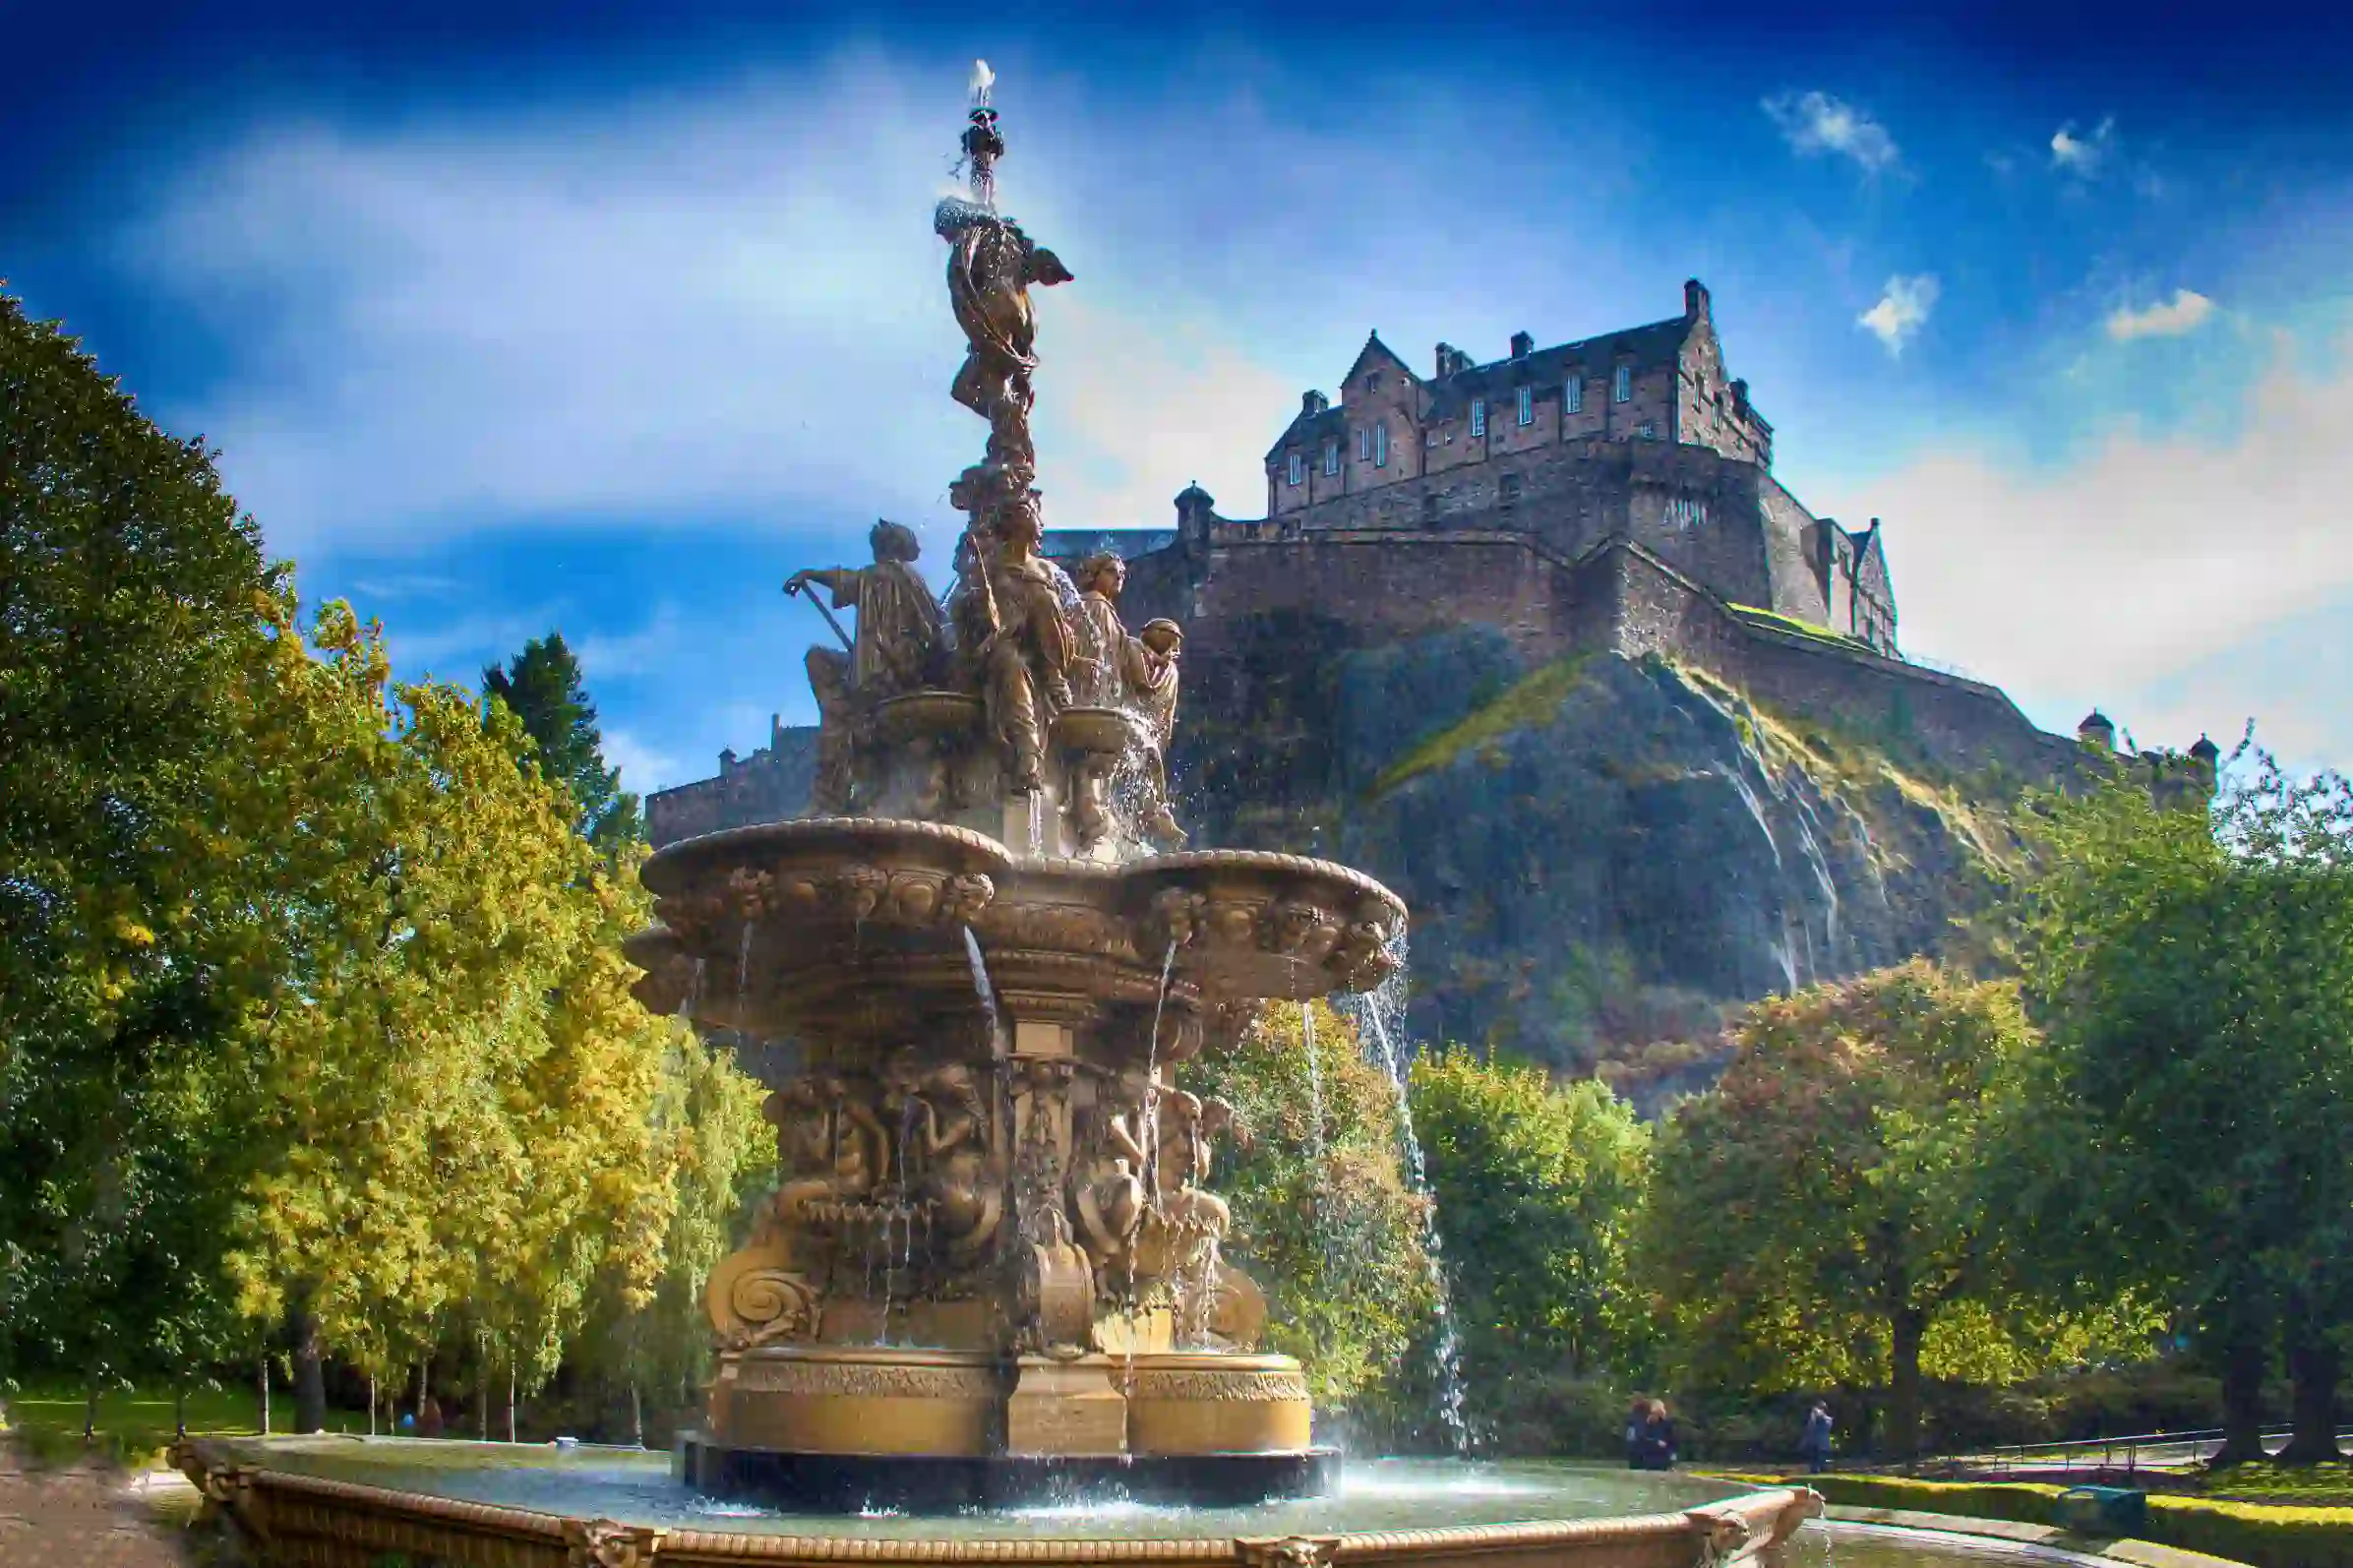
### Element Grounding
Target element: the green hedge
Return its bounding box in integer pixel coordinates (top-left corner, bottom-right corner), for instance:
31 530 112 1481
1703 1472 2353 1568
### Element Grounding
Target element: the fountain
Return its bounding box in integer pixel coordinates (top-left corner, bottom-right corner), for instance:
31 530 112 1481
170 67 1849 1568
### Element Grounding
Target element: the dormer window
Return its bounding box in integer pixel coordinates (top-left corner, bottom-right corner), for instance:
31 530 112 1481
1516 386 1534 426
1565 377 1584 414
1612 365 1632 403
1287 452 1304 486
1323 442 1340 475
1471 399 1486 437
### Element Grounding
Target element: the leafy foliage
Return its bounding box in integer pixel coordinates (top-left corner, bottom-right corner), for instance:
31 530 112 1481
2004 754 2353 1459
483 633 643 856
1641 960 2152 1457
1182 1001 1434 1411
1408 1047 1651 1448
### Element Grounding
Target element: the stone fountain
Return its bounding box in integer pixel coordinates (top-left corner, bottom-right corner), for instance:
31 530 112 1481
618 81 1405 1511
170 71 1833 1568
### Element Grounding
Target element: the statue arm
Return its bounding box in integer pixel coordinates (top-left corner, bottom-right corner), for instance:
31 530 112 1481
788 567 860 606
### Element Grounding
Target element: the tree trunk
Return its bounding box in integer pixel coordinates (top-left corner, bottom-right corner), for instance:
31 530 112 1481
2214 1328 2270 1467
507 1364 517 1444
288 1302 328 1434
1888 1307 1927 1465
477 1363 491 1440
174 1381 187 1440
631 1380 644 1449
261 1356 272 1436
368 1373 378 1437
84 1380 99 1443
2280 1304 2344 1464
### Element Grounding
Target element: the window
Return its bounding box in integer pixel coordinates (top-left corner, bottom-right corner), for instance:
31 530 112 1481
1666 496 1706 531
1357 430 1369 461
1323 442 1340 476
1499 473 1522 508
1373 423 1388 468
1287 452 1304 486
1471 398 1486 437
1426 429 1439 448
1366 373 1382 392
1565 376 1584 414
1422 493 1439 524
1612 365 1632 403
1517 386 1533 426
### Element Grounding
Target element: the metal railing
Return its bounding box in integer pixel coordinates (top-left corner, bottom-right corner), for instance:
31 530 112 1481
1942 1424 2353 1478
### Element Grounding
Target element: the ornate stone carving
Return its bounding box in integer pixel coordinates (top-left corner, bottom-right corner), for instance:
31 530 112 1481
730 1357 1001 1399
1235 1538 1337 1568
563 1518 667 1568
1131 1367 1308 1403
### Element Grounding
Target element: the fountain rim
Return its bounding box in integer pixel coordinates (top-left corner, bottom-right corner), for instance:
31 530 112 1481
1123 850 1408 921
172 1435 1821 1561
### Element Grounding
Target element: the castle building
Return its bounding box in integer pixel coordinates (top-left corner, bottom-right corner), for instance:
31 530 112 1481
1248 279 1894 653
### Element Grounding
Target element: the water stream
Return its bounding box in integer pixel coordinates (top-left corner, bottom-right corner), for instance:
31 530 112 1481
1344 945 1470 1453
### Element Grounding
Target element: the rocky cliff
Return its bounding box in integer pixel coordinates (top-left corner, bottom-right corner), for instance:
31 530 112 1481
1170 619 2023 1109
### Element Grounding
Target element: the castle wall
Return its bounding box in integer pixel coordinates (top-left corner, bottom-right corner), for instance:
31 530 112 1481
1757 477 1833 629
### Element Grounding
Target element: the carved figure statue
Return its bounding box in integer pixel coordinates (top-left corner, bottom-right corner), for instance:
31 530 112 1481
787 520 946 814
912 1062 1002 1256
951 493 1075 795
1128 618 1186 845
939 208 1072 470
1069 1072 1150 1266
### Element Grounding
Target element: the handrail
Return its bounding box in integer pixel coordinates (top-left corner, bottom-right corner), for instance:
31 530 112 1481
1938 1422 2353 1478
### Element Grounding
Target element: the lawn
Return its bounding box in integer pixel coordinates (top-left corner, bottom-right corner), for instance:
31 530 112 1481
1 1381 369 1468
2194 1462 2353 1509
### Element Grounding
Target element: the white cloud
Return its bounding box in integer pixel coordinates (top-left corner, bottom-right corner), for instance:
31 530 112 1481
118 55 1313 564
1828 333 2353 770
1857 274 1939 355
1763 90 1900 172
2107 289 2215 341
602 727 686 795
2051 116 2117 177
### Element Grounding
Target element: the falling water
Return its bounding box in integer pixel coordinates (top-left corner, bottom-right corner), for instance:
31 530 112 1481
1141 939 1177 1195
737 922 755 999
674 958 706 1021
1345 942 1470 1453
1301 1002 1328 1169
962 927 1006 1058
1028 791 1046 857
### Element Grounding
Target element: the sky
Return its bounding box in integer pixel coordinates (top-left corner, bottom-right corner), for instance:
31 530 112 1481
7 1 2351 794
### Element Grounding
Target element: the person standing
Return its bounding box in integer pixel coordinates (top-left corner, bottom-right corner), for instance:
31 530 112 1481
1625 1398 1649 1469
1802 1401 1835 1475
1637 1400 1677 1471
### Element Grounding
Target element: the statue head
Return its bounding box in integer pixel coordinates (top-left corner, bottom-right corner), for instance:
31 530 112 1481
871 519 922 565
1078 552 1125 597
1139 619 1183 657
997 489 1045 549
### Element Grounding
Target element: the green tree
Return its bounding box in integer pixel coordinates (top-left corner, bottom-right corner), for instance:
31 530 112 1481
484 633 643 856
1181 1000 1435 1415
2006 754 2353 1464
1409 1047 1651 1450
0 286 277 1399
1643 960 2151 1460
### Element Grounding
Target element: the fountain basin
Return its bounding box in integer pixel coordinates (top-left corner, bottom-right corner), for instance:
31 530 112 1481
172 1438 1829 1567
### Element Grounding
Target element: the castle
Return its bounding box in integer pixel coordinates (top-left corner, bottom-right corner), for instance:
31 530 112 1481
648 281 2158 846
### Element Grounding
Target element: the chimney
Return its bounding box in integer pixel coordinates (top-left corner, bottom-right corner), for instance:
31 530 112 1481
1434 343 1457 379
1684 277 1711 323
1509 331 1534 360
1301 390 1329 417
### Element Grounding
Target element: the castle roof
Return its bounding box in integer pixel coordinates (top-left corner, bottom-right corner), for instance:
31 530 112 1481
2190 734 2221 761
2079 709 2115 733
1422 315 1695 423
1266 311 1702 458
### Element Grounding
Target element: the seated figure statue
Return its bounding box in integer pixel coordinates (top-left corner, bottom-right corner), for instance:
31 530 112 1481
784 519 944 814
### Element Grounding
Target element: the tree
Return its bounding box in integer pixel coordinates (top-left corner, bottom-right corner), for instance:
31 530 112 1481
1409 1047 1651 1449
1643 960 2150 1460
2007 754 2353 1465
1180 1001 1435 1415
484 633 642 856
0 285 277 1396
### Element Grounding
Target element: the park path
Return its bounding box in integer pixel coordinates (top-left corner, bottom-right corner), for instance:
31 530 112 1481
0 1438 212 1566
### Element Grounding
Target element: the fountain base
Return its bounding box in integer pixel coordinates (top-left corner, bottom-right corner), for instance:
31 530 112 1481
677 1437 1341 1511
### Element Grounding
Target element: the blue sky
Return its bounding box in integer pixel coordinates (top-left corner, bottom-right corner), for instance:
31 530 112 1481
8 1 2351 792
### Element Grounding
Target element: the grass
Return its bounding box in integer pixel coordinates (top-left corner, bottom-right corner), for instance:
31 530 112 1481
1 1381 370 1469
1368 654 1594 798
2194 1462 2353 1509
1725 602 1874 653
